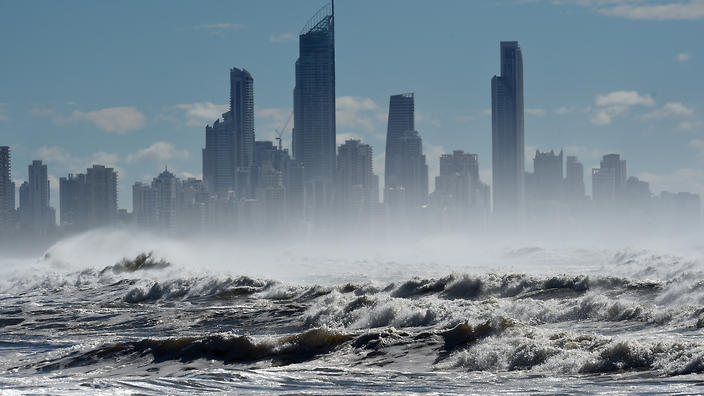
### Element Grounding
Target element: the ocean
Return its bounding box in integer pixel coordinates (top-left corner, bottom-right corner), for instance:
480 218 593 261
1 230 703 394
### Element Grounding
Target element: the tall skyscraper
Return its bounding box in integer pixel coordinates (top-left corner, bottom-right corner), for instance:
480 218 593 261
336 139 379 214
59 173 86 229
393 130 429 209
21 160 55 234
492 41 525 215
592 153 627 205
85 165 118 227
0 146 15 234
531 149 563 203
293 2 336 188
203 68 255 198
433 150 490 218
152 167 178 230
565 156 585 203
0 147 14 233
384 93 415 197
59 165 117 230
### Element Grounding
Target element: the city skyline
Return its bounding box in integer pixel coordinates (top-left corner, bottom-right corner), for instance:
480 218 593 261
1 0 703 215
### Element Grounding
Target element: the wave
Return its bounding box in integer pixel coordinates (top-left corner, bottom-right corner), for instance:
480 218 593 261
34 327 353 371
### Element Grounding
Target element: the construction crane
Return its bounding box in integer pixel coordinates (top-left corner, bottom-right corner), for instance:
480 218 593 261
274 111 293 151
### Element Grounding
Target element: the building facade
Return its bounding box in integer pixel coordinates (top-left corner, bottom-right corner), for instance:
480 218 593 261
492 41 525 216
293 3 336 191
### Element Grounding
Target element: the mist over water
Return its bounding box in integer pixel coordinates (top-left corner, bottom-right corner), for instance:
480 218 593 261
0 229 703 394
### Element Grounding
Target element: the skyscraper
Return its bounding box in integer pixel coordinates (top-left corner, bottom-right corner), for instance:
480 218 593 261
384 93 415 197
592 154 627 205
59 165 117 230
492 41 525 216
565 156 585 203
59 173 86 229
336 139 379 214
293 2 336 188
203 68 255 198
531 149 563 203
21 160 55 234
0 147 14 233
432 150 490 219
85 165 118 227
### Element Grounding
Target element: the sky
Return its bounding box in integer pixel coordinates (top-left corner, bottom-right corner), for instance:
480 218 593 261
1 0 703 212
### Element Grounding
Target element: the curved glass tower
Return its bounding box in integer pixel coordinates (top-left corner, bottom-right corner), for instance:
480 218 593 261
293 2 336 188
491 41 525 216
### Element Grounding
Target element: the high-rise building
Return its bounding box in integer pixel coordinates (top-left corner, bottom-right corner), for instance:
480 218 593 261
85 165 118 227
0 146 14 233
592 154 627 205
59 173 86 229
530 150 563 204
203 68 255 198
336 139 379 214
293 2 336 189
385 93 415 196
20 160 55 234
396 130 429 209
152 168 178 230
132 182 158 228
59 165 117 230
230 67 255 171
432 150 490 219
492 41 525 215
565 156 585 203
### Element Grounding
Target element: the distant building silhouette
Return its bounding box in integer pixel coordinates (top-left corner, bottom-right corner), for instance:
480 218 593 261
385 93 415 199
383 93 428 212
20 160 55 234
293 2 336 200
592 154 627 206
59 173 86 229
492 41 525 216
59 165 117 231
528 149 563 205
336 139 379 217
132 181 158 228
432 150 490 222
203 68 255 198
0 146 14 234
565 155 585 203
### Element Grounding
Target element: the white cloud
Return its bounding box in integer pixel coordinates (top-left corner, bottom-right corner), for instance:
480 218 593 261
642 102 695 120
595 91 654 107
174 102 227 127
30 107 57 117
194 23 245 30
688 139 704 152
126 141 190 164
336 96 383 132
676 53 691 62
680 120 703 130
69 106 145 133
0 103 7 121
269 32 296 43
554 106 576 115
256 107 293 142
598 1 704 20
590 90 654 125
637 168 704 198
34 146 121 173
526 108 546 117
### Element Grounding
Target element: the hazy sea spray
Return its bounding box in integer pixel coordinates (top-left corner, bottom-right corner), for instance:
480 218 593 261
3 230 704 394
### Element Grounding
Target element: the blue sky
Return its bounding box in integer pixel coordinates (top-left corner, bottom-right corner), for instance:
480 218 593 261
1 0 703 211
